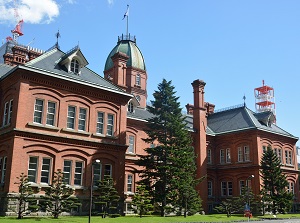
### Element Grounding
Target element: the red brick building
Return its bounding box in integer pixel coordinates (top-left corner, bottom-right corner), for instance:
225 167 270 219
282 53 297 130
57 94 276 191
0 35 298 215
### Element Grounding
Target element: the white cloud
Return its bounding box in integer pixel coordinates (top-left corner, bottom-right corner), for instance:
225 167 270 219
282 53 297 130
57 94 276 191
0 0 59 24
107 0 114 6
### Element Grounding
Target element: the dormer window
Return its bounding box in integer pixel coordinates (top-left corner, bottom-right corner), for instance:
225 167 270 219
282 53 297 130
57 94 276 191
71 59 80 74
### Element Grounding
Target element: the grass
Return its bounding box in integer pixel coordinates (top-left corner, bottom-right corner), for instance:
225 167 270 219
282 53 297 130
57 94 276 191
0 214 299 223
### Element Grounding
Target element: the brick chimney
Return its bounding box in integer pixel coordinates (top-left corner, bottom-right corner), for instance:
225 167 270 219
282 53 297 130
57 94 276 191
191 79 208 212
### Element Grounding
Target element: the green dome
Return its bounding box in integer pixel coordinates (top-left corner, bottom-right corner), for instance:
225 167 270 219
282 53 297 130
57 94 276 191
104 35 146 71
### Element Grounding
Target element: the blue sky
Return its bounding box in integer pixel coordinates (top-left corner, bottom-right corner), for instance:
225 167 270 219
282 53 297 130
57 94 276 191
0 0 299 146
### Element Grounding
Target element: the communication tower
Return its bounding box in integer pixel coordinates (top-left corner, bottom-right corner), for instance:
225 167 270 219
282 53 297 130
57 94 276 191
254 80 276 115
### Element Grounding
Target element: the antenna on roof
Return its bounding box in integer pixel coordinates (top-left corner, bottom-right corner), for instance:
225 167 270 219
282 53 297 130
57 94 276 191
55 29 61 49
243 94 246 107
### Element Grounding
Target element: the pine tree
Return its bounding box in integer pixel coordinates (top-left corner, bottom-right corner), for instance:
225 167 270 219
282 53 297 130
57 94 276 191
132 184 153 217
137 79 202 217
93 175 120 218
39 169 81 219
260 147 293 214
12 173 38 219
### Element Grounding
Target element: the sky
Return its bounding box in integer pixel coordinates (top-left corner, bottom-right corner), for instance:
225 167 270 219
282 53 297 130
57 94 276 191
0 0 299 146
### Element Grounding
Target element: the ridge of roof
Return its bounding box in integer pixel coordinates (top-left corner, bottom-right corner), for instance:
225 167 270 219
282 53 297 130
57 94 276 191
25 47 59 66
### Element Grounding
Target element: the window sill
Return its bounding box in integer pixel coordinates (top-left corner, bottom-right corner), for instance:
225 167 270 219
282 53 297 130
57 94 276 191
124 191 135 195
284 164 294 168
61 128 91 136
134 85 141 88
27 122 60 132
92 133 118 139
126 152 136 156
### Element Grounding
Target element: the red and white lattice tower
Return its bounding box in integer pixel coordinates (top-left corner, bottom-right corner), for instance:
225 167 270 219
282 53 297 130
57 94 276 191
254 80 276 115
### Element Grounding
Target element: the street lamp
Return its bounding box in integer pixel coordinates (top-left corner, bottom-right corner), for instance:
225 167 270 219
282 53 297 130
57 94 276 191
88 159 100 223
247 174 254 222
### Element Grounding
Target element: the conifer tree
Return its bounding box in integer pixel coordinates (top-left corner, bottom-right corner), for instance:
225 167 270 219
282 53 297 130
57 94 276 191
39 169 80 219
93 175 120 218
137 79 201 217
132 184 153 217
260 147 293 214
12 173 38 219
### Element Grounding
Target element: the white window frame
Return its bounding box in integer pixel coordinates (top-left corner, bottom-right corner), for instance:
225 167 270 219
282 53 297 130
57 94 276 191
63 160 72 185
285 150 293 165
71 59 80 74
221 181 227 196
244 146 250 161
128 135 135 153
40 157 51 184
128 102 134 113
46 101 56 126
226 148 231 163
34 99 44 124
207 149 212 164
96 112 104 134
135 74 141 86
220 149 225 164
208 181 213 197
28 156 38 183
74 161 83 185
239 180 245 195
288 182 295 194
78 108 87 131
93 162 102 185
67 106 76 129
3 100 13 126
127 174 133 192
106 114 114 136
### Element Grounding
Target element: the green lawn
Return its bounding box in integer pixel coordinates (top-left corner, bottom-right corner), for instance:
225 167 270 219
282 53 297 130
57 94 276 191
0 214 299 223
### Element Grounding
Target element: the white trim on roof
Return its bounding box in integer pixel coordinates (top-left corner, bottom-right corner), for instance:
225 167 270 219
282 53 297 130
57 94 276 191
18 65 133 98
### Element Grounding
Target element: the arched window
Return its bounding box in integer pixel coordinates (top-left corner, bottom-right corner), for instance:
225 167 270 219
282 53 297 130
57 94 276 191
135 74 141 86
136 95 141 102
128 102 134 113
71 59 80 74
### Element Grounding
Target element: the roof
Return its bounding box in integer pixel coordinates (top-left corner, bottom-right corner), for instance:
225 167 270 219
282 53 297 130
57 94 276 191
127 104 297 139
20 47 132 96
0 64 14 78
207 105 297 138
104 37 146 71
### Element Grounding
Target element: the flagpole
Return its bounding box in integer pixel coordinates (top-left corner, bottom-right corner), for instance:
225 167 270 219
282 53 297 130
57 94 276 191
126 13 129 37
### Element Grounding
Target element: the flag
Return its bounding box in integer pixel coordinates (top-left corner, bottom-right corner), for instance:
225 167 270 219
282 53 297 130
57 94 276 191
123 5 129 20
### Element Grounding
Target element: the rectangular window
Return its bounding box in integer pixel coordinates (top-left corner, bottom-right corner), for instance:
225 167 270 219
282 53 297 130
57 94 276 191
285 150 292 165
8 100 13 124
238 147 243 162
74 161 83 185
46 101 56 126
63 160 72 184
104 164 112 177
1 157 7 183
239 180 245 195
220 149 225 164
28 157 38 182
67 106 76 129
288 182 295 194
127 174 133 192
93 162 102 185
96 112 104 134
262 146 267 153
128 135 135 153
107 114 114 136
208 181 213 197
221 181 227 196
34 99 44 124
227 182 233 196
78 108 86 131
207 149 212 164
244 146 250 161
41 158 51 184
136 74 141 86
226 148 231 163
